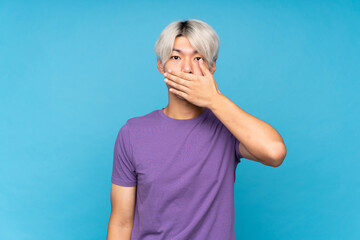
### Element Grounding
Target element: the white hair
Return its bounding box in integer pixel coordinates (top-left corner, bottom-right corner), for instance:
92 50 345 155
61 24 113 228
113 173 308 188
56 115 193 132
154 19 220 70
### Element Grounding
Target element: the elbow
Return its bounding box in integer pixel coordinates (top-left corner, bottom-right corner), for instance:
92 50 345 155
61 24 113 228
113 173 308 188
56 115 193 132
269 142 287 167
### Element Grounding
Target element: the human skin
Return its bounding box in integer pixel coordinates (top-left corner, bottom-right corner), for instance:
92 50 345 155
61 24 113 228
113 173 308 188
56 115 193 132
158 36 287 167
156 36 214 120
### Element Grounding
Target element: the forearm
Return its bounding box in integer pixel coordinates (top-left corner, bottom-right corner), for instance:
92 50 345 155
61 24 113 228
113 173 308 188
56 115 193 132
107 218 133 240
209 93 286 164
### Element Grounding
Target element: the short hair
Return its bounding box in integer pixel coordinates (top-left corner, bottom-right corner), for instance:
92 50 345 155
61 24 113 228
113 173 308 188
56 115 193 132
154 19 220 70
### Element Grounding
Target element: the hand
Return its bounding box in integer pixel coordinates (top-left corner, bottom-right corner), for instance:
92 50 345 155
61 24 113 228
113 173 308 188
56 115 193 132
163 59 222 108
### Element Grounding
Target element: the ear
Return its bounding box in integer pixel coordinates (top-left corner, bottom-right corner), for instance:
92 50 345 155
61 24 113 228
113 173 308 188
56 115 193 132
157 58 165 74
210 59 217 74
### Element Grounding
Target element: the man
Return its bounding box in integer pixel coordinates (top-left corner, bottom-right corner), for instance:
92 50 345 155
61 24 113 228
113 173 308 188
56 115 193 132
107 19 286 240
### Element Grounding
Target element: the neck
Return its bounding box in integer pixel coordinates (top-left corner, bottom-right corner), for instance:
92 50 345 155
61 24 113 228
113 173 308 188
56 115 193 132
162 92 205 120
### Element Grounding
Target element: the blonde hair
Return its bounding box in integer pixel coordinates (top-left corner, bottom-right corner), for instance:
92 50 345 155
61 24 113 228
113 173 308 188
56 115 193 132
154 19 220 70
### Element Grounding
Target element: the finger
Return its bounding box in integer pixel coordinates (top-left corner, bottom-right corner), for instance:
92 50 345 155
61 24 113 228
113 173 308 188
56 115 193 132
198 59 209 76
165 78 190 93
166 69 195 81
164 73 191 88
169 87 188 100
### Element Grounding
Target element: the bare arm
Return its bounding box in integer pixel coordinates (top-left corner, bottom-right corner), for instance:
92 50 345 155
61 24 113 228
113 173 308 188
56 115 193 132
107 183 137 240
162 65 286 167
209 94 287 167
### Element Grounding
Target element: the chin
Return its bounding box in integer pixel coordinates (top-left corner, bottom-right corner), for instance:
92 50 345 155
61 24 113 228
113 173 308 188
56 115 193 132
175 94 184 100
172 93 186 101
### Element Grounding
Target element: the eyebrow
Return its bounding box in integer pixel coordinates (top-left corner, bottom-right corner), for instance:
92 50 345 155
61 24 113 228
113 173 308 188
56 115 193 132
172 48 198 54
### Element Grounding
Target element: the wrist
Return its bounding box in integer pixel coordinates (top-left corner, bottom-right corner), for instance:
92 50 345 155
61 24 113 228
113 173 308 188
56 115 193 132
209 93 226 112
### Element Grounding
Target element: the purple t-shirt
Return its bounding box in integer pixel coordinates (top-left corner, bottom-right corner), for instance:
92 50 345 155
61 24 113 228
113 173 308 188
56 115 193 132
111 107 243 239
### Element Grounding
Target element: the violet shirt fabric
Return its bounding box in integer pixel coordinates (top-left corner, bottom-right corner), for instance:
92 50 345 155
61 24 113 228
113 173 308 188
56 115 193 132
111 107 243 240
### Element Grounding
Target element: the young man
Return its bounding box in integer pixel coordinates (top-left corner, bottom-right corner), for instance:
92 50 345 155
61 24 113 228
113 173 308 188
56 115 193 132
107 19 286 240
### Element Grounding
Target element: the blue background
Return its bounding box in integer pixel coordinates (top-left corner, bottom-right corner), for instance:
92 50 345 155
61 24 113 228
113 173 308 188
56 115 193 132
1 0 359 239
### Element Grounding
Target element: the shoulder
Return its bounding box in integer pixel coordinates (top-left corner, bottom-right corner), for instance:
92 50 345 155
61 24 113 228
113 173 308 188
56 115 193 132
116 109 159 145
124 109 160 132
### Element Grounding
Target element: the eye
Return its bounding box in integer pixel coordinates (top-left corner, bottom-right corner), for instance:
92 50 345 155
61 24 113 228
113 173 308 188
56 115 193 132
195 57 202 61
170 56 180 60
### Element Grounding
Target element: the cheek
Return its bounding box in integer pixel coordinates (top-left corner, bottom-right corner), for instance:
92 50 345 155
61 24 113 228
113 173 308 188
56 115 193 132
165 61 206 75
194 67 205 76
165 63 181 72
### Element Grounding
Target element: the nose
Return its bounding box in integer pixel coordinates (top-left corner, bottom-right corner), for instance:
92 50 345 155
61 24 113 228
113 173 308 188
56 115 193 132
181 58 193 74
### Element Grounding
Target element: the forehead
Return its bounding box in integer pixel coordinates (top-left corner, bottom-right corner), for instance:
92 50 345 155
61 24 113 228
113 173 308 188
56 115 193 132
172 36 199 55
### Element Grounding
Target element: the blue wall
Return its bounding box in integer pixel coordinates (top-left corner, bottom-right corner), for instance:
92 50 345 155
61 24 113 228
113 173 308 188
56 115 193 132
1 0 359 239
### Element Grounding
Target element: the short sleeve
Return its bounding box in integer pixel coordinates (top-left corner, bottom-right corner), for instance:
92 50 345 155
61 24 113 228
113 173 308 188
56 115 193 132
111 123 137 187
232 134 243 163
